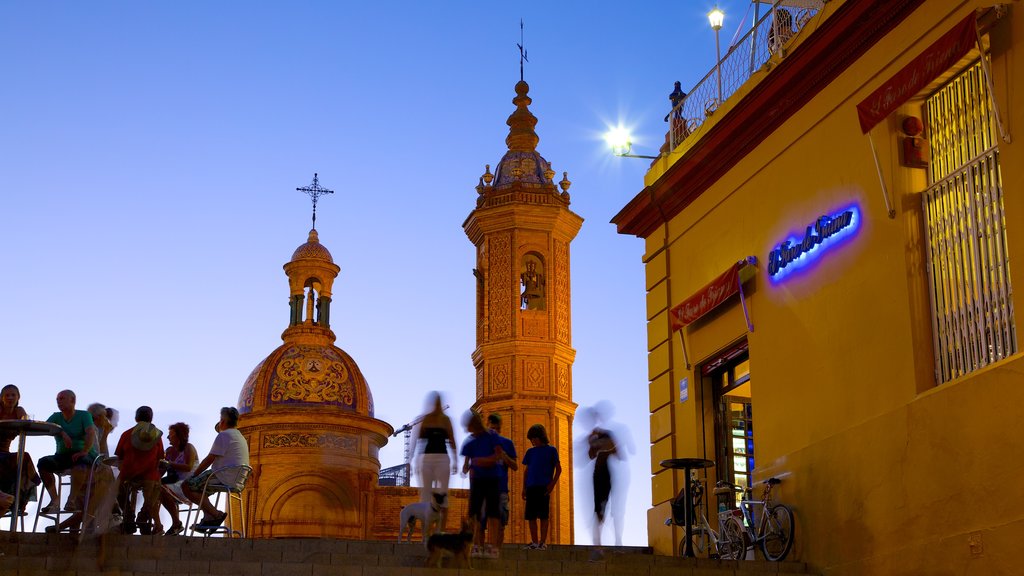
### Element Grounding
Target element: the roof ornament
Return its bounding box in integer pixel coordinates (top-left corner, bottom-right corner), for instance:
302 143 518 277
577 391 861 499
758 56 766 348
296 173 334 230
518 19 529 82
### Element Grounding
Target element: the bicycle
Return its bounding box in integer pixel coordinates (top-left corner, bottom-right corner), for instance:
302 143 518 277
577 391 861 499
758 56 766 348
664 477 745 560
716 477 795 561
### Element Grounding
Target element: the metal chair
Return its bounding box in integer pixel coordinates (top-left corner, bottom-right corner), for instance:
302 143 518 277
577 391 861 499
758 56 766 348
187 464 251 538
32 469 73 533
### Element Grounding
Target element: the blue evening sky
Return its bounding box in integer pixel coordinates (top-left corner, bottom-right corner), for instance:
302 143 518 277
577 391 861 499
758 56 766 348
1 1 760 544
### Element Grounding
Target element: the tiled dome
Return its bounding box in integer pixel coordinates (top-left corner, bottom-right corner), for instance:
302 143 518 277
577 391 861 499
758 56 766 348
290 229 334 263
238 343 374 417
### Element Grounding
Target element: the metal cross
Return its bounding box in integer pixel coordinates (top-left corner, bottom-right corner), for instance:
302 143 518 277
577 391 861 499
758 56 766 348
517 19 529 82
296 173 334 230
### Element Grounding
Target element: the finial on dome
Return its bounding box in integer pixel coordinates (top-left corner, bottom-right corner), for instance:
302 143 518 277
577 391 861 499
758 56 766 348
559 171 572 193
482 164 494 185
308 228 320 243
505 81 539 152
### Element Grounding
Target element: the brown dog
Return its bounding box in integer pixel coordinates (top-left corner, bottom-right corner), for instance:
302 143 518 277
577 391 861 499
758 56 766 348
425 517 475 568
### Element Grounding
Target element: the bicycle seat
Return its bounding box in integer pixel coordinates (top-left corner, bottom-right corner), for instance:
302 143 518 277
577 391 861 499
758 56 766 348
712 486 734 495
764 477 782 485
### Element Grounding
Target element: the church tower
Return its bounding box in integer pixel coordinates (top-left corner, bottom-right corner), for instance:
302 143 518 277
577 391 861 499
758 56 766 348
463 80 582 545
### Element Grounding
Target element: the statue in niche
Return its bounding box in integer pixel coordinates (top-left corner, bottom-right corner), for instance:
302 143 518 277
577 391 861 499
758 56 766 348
520 258 546 310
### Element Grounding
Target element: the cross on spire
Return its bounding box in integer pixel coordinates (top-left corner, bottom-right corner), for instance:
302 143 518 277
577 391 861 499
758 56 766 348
296 173 334 230
518 19 529 82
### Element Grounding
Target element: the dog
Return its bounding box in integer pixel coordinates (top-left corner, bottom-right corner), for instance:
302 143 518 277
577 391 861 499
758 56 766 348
399 492 445 543
425 517 475 568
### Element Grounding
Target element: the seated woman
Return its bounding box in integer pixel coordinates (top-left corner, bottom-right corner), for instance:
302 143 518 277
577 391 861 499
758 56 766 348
159 422 198 535
0 384 40 514
87 403 118 456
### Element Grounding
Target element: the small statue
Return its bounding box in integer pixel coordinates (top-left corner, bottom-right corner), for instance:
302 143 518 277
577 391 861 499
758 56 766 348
520 260 545 310
665 81 686 123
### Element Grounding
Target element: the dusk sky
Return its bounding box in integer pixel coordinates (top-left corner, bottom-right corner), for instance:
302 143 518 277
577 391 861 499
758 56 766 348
2 1 760 543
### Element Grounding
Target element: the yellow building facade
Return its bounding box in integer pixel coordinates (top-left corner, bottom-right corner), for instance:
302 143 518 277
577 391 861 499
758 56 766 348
464 80 582 544
613 1 1024 574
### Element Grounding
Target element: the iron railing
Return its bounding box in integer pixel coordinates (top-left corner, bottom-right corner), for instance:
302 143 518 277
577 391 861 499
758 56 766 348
378 463 411 487
667 1 826 152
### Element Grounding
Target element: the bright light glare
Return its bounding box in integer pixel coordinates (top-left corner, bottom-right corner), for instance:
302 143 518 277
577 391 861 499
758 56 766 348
708 7 725 30
604 126 632 156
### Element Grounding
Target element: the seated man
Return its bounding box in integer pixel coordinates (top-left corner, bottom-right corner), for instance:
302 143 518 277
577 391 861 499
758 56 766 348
114 406 165 535
38 389 97 513
182 407 249 528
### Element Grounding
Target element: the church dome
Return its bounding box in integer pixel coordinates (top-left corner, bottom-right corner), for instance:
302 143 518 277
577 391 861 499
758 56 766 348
238 342 375 417
290 229 334 263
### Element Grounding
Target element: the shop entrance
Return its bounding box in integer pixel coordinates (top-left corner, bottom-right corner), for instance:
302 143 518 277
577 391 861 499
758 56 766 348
701 342 753 506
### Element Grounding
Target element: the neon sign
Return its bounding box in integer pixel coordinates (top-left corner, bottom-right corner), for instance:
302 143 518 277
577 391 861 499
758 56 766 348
768 206 860 280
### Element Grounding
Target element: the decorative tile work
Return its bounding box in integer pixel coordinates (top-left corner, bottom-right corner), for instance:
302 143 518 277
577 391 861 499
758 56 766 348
268 345 357 410
263 432 358 452
555 240 570 344
490 360 511 393
556 363 570 398
524 359 547 392
238 358 266 414
490 233 512 340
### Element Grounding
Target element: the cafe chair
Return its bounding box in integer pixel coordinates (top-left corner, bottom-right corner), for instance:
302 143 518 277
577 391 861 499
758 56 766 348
32 470 74 533
187 464 252 538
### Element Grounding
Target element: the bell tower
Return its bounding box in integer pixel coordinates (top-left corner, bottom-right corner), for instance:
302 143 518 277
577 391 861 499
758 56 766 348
463 80 582 545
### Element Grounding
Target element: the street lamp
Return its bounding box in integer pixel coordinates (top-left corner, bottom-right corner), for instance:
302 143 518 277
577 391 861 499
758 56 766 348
708 7 725 107
605 127 657 160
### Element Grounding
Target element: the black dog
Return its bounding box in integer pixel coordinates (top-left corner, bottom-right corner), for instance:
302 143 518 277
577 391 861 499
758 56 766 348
425 517 475 568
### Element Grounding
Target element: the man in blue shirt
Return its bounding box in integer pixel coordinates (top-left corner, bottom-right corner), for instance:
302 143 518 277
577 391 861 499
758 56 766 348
460 411 502 558
485 413 517 549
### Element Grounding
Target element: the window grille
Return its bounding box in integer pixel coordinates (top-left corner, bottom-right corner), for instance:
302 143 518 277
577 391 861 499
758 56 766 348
923 60 1016 384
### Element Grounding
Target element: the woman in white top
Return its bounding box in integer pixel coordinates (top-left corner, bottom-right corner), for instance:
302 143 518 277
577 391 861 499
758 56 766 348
159 422 198 535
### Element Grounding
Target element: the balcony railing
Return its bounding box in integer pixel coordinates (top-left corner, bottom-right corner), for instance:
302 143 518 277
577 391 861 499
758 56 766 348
667 0 826 152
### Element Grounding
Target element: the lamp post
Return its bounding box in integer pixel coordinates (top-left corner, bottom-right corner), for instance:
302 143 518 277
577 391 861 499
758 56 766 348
708 7 725 107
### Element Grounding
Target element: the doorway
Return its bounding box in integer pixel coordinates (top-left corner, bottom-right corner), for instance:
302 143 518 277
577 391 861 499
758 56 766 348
702 342 753 506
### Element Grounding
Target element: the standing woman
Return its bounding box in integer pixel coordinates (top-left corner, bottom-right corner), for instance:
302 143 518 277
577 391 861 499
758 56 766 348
159 422 198 535
414 392 457 530
0 384 39 514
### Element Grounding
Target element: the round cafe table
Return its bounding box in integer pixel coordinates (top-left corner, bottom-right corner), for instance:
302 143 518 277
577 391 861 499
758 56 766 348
0 419 63 531
661 458 715 558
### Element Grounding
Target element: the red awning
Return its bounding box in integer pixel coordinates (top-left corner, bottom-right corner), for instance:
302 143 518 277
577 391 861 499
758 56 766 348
670 259 755 331
856 12 976 133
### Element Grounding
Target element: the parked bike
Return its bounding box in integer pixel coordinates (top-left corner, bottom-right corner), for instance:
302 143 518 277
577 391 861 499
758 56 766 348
667 476 794 561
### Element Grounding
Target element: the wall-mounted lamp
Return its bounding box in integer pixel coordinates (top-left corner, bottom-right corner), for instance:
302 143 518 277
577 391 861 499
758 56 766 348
605 127 658 159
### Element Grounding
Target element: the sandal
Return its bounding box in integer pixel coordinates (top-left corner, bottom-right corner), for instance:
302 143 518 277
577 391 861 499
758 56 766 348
165 523 184 536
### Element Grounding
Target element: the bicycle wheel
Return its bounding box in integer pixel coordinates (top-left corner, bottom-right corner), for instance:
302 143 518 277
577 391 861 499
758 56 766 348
681 526 708 557
759 504 795 561
718 517 745 560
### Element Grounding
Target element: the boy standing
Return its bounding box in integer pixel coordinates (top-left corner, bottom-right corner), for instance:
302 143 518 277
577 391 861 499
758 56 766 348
521 424 561 550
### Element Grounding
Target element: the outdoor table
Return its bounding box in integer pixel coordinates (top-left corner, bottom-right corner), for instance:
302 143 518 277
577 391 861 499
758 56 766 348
0 419 63 531
661 457 715 558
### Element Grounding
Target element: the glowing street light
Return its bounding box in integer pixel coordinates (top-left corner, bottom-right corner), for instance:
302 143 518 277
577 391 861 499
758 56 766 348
708 7 725 107
604 126 657 160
